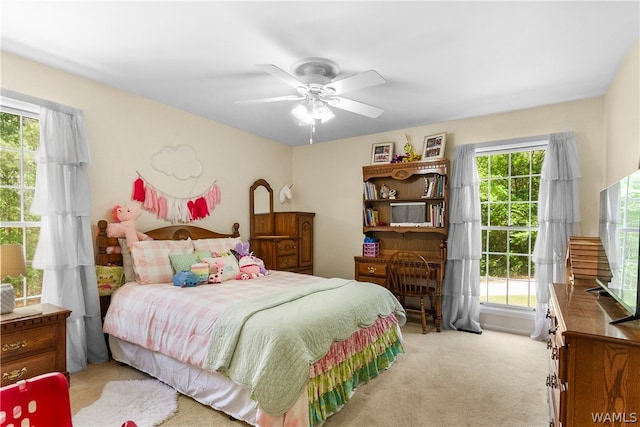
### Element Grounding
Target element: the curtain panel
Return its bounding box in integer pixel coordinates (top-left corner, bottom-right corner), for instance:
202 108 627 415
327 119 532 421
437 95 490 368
31 107 108 373
530 132 581 341
441 144 482 333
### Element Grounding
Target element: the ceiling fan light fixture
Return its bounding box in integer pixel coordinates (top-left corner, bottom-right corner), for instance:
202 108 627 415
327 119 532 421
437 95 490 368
292 98 334 124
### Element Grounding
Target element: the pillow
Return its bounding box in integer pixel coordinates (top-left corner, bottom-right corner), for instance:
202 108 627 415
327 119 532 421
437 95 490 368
202 252 240 282
118 238 136 283
96 265 124 296
190 262 210 282
193 237 242 255
131 239 194 284
169 251 212 273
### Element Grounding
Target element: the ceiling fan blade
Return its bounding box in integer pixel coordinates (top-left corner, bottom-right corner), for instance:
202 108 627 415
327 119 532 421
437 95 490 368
326 97 384 118
325 70 385 95
236 95 304 105
256 64 307 90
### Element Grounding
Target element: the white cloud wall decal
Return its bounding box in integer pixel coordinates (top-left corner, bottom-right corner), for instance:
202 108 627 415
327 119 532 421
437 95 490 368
151 145 202 180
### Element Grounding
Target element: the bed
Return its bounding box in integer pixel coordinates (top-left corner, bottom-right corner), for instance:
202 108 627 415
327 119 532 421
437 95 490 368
96 220 406 427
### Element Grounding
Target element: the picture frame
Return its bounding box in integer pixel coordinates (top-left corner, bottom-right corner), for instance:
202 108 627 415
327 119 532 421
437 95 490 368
422 133 446 160
371 142 394 164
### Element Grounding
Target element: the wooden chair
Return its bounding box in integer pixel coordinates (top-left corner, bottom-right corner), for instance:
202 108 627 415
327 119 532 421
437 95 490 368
387 251 435 334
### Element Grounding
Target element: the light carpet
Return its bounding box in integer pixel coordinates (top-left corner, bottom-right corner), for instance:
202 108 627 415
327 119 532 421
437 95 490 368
72 379 178 427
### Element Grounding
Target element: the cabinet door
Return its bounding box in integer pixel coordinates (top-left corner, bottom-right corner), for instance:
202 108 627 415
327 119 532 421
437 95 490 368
274 212 297 236
298 214 314 268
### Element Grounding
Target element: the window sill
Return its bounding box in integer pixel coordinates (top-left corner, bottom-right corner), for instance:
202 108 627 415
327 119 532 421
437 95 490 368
480 304 535 336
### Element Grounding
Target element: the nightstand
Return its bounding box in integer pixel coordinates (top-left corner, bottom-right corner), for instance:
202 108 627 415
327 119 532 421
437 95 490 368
0 303 71 387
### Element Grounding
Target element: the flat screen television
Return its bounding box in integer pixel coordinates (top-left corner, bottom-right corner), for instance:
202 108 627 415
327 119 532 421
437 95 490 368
595 169 640 324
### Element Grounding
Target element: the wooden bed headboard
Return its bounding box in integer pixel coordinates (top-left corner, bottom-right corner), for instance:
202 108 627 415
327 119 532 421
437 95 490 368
95 219 240 266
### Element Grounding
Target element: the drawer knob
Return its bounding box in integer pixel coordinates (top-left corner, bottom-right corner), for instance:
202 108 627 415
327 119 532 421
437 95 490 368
367 266 376 274
546 373 558 389
551 347 559 360
546 339 552 350
2 340 27 352
3 367 27 382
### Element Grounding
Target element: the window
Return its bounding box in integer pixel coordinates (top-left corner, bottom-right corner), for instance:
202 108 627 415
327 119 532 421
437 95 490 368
476 140 546 309
0 100 42 307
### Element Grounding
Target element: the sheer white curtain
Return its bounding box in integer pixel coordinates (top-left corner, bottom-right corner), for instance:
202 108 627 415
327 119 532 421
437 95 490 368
31 106 109 373
441 144 482 333
530 132 581 341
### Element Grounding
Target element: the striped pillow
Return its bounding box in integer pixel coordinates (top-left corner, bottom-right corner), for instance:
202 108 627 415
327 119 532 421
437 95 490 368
131 239 194 284
169 251 212 273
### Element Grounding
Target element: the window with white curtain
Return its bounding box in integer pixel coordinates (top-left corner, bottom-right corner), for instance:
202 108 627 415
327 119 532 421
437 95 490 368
0 98 42 306
475 138 548 309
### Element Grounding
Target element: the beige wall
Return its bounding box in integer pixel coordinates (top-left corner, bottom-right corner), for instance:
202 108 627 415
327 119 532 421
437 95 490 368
293 98 606 279
3 39 638 280
604 38 640 185
1 52 293 241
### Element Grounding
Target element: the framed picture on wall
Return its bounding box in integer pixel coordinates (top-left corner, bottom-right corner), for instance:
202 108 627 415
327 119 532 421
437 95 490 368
422 133 446 160
371 142 394 164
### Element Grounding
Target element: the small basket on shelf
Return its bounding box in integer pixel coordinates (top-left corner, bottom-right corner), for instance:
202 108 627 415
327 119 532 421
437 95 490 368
363 242 380 257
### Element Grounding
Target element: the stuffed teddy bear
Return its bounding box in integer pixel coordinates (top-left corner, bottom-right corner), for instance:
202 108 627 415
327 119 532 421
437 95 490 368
106 204 151 249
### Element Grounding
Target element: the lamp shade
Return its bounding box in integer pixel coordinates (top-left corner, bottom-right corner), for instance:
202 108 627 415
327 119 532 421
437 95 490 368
0 244 27 280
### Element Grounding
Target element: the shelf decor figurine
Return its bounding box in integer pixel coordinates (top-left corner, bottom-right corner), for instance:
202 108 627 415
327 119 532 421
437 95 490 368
380 184 390 199
402 134 422 162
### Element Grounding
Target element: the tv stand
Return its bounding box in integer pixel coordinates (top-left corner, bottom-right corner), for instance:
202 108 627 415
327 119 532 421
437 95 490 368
547 280 640 427
584 286 614 297
611 313 640 324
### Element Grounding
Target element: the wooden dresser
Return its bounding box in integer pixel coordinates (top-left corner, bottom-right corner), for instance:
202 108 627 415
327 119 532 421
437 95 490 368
252 212 315 275
547 280 640 426
0 303 71 387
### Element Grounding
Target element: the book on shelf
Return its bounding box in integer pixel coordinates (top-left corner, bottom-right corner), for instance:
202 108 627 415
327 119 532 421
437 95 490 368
363 181 378 201
422 175 444 198
363 207 379 227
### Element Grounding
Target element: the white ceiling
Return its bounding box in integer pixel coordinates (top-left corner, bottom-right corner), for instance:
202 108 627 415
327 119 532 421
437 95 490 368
1 1 638 146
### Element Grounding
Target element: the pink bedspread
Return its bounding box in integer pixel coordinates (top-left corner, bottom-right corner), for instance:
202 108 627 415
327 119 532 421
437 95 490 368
102 271 324 367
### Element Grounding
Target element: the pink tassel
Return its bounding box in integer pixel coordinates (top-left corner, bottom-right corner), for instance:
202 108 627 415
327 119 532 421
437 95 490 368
132 178 145 202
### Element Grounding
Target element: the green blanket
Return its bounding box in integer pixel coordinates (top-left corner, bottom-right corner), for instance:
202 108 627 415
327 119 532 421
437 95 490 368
203 277 406 415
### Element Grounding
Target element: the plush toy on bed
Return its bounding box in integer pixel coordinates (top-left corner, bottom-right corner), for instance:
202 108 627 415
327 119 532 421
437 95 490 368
233 241 268 278
207 258 226 284
173 271 201 288
106 204 152 249
236 256 265 280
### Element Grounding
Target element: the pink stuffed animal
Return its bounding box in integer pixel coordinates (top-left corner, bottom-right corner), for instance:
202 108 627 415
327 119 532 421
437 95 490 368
208 258 226 284
235 256 264 280
106 204 151 249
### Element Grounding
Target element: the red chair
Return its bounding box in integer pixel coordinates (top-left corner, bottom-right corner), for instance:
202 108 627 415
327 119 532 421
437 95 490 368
0 372 72 427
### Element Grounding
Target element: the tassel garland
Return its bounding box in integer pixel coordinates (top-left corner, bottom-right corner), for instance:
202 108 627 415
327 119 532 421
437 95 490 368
132 174 221 224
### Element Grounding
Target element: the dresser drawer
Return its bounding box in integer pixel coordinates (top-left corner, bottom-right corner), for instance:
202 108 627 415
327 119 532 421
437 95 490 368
1 350 57 387
276 254 298 270
359 275 387 287
357 261 387 278
0 324 57 362
275 239 297 256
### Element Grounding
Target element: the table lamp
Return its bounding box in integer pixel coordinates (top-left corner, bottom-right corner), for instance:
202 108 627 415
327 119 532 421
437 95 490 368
0 244 27 314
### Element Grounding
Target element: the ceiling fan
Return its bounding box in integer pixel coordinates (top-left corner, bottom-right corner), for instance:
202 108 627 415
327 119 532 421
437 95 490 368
236 58 386 129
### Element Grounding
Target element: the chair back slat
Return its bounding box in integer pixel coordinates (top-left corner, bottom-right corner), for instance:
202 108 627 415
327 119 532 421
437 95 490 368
388 252 431 297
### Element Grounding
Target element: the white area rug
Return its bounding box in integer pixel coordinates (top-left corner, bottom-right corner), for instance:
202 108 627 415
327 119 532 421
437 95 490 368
73 379 178 427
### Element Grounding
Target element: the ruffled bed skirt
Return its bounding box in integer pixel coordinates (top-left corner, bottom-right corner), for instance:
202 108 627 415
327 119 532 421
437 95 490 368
308 315 404 425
